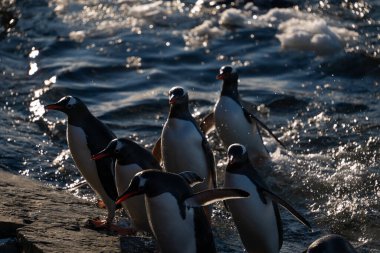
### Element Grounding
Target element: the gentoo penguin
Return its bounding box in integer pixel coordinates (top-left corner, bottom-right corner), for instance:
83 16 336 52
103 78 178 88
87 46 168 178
200 66 285 166
152 86 217 193
116 170 249 253
224 143 311 253
304 234 358 253
92 137 162 234
45 96 118 228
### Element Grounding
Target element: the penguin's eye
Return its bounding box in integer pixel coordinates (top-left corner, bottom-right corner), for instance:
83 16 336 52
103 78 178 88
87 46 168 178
66 104 73 109
114 149 120 154
177 91 184 97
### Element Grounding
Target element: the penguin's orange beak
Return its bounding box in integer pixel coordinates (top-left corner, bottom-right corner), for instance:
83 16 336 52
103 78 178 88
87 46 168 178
116 191 140 205
216 73 225 80
169 95 177 104
44 104 64 110
91 153 110 160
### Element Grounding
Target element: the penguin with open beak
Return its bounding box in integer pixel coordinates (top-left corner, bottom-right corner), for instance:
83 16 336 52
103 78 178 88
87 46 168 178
116 170 249 253
92 137 162 234
44 96 118 228
201 66 285 167
224 143 311 253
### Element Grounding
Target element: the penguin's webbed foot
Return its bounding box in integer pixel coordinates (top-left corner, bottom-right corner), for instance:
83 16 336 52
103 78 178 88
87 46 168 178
88 217 110 229
86 218 138 235
96 199 107 209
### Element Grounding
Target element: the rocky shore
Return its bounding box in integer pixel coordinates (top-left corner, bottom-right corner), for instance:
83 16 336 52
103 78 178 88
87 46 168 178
0 169 154 253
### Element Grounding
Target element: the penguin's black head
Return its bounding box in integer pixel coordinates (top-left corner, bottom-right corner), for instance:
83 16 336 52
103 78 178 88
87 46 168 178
227 143 249 165
168 86 188 105
116 170 148 205
44 96 86 115
92 138 119 160
116 170 190 205
216 66 238 82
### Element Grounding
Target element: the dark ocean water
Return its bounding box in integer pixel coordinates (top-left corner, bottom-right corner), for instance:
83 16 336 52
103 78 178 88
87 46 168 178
1 0 379 252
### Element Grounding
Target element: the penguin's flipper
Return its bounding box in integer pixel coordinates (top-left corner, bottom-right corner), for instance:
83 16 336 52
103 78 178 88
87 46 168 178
185 188 249 207
202 139 217 188
200 112 215 135
240 99 258 114
273 203 284 249
242 108 286 149
256 187 268 205
244 167 270 205
152 137 162 163
179 171 204 187
262 189 311 229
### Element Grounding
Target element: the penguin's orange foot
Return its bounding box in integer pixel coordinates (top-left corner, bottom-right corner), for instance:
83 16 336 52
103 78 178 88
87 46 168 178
96 199 107 209
88 217 109 229
86 218 137 235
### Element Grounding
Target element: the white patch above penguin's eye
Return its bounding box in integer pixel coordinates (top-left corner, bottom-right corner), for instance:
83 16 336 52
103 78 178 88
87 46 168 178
170 86 185 97
229 143 247 156
138 176 147 188
57 97 66 103
67 97 77 106
116 140 124 151
240 145 247 156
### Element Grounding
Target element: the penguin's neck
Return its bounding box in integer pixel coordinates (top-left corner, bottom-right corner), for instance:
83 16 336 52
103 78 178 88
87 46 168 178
67 108 93 127
168 103 192 121
221 80 240 104
117 158 130 166
226 161 266 186
226 161 249 173
116 155 132 166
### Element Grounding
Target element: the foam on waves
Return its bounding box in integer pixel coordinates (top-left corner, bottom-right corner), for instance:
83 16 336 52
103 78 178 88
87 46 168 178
259 8 359 55
213 7 359 55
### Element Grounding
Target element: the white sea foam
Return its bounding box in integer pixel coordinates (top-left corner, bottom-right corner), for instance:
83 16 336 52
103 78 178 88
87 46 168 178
128 1 164 18
258 8 358 55
69 31 86 43
214 7 358 55
258 7 312 24
219 8 250 28
183 20 225 48
52 0 166 36
277 18 358 55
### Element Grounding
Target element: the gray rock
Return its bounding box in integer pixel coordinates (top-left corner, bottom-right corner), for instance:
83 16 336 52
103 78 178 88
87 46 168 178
0 169 153 253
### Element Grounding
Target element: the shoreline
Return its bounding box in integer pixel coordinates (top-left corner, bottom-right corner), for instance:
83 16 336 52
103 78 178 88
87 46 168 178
0 169 124 252
0 169 372 253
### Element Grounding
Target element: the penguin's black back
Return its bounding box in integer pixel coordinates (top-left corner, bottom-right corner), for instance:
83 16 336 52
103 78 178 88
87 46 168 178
117 138 162 170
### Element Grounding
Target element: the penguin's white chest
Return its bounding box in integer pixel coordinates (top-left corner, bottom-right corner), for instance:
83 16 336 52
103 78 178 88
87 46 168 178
215 96 255 145
116 163 151 232
115 163 142 194
146 193 196 253
67 125 105 195
161 119 208 178
215 96 268 159
224 172 279 253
